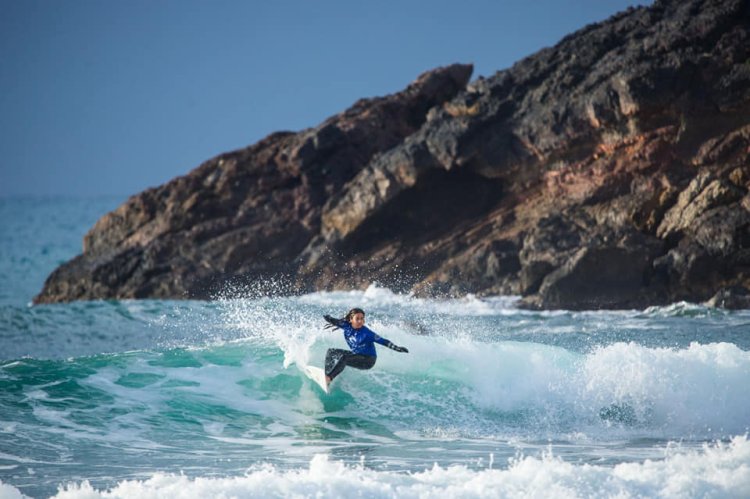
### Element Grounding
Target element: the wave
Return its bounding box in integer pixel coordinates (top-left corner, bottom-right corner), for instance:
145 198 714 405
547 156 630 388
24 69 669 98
6 436 748 499
3 290 750 497
3 334 748 442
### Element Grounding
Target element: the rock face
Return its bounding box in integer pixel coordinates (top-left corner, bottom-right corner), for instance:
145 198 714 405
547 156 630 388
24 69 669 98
36 0 750 309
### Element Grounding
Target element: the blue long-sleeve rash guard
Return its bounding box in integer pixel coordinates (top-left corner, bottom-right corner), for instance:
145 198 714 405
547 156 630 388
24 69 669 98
336 321 391 357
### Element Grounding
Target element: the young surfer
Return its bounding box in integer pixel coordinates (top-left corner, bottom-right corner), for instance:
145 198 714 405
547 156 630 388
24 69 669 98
322 308 408 386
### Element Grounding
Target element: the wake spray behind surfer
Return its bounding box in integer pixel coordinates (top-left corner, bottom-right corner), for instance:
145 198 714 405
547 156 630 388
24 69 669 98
322 308 408 386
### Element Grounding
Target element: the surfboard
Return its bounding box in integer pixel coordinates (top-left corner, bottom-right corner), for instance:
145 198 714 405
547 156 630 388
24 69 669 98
302 365 329 394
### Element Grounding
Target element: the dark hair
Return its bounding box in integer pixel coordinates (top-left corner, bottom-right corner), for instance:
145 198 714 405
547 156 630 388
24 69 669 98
345 308 365 322
324 307 366 330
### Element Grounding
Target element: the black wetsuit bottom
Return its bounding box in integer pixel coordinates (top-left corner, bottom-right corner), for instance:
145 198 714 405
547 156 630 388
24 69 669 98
325 348 376 381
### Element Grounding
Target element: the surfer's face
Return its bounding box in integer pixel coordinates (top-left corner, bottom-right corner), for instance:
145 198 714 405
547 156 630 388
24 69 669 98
349 312 365 329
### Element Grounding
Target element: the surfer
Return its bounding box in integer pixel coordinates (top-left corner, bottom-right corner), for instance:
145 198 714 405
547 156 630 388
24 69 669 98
322 308 408 385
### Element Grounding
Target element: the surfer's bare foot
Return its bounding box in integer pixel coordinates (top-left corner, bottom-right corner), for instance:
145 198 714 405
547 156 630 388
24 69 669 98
325 376 331 384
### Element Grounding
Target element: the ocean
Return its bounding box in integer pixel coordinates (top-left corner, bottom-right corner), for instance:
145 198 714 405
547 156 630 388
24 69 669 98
0 196 749 498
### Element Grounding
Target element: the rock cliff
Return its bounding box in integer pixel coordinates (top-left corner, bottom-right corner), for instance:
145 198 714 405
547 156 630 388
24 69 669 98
36 0 750 309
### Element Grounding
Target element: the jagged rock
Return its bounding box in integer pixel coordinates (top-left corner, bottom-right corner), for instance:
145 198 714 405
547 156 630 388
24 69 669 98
656 170 745 240
36 0 750 309
705 286 750 309
519 229 666 310
654 201 750 301
518 215 586 295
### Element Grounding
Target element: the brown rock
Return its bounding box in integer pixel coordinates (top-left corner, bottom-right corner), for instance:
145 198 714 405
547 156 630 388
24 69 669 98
36 0 750 309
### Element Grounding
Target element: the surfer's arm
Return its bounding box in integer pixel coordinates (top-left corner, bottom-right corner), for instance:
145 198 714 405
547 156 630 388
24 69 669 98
372 332 409 353
323 314 345 329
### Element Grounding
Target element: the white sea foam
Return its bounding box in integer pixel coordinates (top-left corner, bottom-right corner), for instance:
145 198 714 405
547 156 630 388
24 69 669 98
0 435 743 499
581 342 750 433
0 481 26 499
327 334 750 438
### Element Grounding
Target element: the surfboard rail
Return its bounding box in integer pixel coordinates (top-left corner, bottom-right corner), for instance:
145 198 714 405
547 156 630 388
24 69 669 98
301 365 329 394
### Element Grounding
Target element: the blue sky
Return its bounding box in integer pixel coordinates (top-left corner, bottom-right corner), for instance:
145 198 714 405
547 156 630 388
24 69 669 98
1 0 650 197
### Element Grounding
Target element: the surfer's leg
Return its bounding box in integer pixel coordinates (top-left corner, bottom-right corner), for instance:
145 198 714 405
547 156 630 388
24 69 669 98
347 354 376 371
325 348 350 381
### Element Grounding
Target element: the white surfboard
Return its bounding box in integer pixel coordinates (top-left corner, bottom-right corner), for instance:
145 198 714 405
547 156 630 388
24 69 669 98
302 365 329 394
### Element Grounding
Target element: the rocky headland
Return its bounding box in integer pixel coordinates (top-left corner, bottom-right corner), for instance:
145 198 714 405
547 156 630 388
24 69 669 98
36 0 750 310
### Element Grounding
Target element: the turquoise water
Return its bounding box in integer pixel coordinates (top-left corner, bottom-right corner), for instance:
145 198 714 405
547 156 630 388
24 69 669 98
1 197 749 498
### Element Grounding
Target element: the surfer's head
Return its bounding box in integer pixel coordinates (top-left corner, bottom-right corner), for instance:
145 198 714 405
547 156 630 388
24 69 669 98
345 308 366 329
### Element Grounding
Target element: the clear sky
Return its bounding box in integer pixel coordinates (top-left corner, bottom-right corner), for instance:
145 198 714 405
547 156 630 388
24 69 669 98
1 0 651 197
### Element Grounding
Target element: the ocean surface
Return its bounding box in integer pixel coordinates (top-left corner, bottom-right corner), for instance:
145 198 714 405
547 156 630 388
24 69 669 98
1 196 749 498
